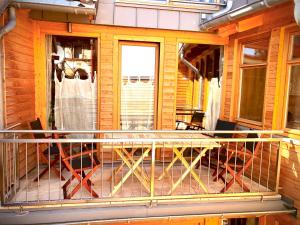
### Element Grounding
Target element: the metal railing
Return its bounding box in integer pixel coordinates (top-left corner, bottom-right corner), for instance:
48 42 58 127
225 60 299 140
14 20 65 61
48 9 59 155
0 130 284 208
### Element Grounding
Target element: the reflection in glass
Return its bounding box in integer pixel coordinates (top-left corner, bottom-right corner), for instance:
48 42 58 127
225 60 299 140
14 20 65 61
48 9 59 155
291 35 300 60
242 40 268 64
286 65 300 129
239 67 266 122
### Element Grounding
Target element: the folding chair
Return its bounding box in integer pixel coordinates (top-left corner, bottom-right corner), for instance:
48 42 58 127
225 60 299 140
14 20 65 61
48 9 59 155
214 133 262 193
199 119 236 170
29 118 65 181
53 133 101 199
176 111 205 130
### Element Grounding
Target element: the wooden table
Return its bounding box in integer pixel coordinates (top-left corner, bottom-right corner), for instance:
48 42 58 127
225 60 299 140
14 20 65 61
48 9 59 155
102 132 220 196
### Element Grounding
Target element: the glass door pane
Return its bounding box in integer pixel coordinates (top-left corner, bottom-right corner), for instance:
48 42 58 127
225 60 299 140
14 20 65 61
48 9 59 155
120 43 158 130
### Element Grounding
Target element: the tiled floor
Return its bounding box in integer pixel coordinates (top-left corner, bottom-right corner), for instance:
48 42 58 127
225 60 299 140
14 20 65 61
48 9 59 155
11 163 270 203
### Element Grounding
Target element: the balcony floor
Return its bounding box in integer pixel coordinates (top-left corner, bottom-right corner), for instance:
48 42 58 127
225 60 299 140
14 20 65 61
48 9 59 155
10 162 271 204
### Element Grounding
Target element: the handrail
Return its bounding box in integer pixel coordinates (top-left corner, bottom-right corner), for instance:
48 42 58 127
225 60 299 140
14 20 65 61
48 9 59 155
0 129 284 134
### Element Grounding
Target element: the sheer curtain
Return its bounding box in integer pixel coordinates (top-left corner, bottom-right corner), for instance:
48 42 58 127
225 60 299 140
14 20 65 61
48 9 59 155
54 72 97 138
204 77 221 130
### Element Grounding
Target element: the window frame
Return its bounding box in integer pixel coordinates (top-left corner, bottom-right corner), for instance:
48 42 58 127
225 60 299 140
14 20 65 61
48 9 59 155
118 41 160 130
282 29 300 132
236 36 270 126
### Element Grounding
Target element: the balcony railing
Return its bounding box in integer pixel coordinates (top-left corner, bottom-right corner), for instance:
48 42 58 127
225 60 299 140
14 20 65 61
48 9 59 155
0 130 285 208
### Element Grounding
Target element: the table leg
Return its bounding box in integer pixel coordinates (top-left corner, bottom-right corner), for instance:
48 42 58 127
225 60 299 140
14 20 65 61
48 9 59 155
158 147 187 181
110 148 151 196
167 148 209 195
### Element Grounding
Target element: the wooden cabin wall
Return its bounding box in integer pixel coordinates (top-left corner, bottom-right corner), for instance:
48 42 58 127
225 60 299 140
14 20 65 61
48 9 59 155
2 10 36 177
218 2 300 223
176 71 193 108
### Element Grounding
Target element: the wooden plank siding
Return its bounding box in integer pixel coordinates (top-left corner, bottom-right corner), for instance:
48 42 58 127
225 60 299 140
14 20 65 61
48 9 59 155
1 10 36 178
216 1 300 223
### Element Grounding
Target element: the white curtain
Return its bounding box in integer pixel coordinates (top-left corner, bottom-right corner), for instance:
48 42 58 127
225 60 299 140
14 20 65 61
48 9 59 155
204 77 222 130
54 71 97 138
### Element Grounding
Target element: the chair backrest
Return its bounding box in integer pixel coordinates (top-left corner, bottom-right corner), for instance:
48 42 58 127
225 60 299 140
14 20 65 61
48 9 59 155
214 119 236 138
245 133 261 154
190 112 205 124
29 118 46 139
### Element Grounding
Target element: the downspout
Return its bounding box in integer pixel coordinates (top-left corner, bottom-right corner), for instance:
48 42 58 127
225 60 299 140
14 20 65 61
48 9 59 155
200 0 290 31
295 0 300 26
179 45 203 109
0 6 16 38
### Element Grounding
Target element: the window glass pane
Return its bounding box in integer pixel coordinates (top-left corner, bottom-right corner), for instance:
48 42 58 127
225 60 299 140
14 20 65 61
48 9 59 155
291 35 300 60
286 65 300 129
120 44 156 130
242 40 268 64
239 67 266 122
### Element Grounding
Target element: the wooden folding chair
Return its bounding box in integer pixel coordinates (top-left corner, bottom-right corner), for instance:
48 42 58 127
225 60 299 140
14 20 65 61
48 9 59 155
29 118 65 181
199 119 236 170
214 133 262 193
53 133 101 199
176 111 205 130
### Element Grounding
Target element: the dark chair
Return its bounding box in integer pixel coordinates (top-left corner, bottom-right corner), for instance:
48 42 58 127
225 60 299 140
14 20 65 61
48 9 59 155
176 111 205 130
214 133 262 193
29 118 65 181
53 133 101 199
200 119 236 170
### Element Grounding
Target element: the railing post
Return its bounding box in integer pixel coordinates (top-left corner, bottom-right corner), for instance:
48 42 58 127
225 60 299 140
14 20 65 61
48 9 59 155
0 142 4 205
275 140 283 193
150 141 156 199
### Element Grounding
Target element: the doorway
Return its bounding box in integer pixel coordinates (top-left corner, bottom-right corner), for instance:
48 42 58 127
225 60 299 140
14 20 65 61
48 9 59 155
118 41 159 130
47 35 98 136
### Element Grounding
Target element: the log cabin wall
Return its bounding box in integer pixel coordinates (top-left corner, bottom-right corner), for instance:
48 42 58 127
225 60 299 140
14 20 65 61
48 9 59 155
31 16 227 132
1 10 36 177
217 1 300 224
2 10 35 127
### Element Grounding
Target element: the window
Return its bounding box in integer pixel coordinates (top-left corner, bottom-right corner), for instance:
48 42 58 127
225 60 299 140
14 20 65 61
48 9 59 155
119 42 159 130
285 33 300 129
238 38 269 123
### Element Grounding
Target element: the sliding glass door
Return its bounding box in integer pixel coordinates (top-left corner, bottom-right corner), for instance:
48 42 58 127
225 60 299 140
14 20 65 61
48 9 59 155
119 42 159 130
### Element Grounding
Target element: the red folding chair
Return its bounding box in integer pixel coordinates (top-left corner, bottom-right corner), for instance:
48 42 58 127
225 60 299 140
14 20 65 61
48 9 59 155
54 133 101 199
29 118 65 181
214 133 262 193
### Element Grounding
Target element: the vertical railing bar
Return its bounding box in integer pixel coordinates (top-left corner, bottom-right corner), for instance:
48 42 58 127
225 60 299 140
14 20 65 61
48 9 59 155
180 142 183 193
207 142 211 192
224 141 229 192
198 142 202 192
13 133 16 198
258 140 264 192
266 134 272 191
100 139 103 198
25 142 28 202
5 143 8 203
250 139 255 192
275 141 282 193
59 142 63 201
242 140 246 193
37 143 40 203
48 142 51 202
80 142 83 199
216 142 220 183
161 142 166 196
111 133 114 196
131 142 134 184
150 141 156 199
121 142 124 194
171 142 174 196
8 142 11 198
233 141 238 193
189 141 192 194
141 142 144 197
